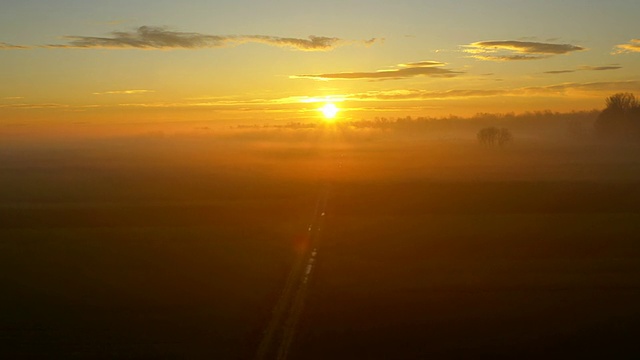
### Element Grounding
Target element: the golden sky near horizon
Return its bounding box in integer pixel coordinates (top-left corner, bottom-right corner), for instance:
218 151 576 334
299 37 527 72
1 0 640 127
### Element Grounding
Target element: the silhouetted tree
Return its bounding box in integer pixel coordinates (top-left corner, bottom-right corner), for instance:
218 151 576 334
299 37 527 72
497 128 512 147
478 127 512 147
606 92 639 111
478 127 499 145
595 93 640 140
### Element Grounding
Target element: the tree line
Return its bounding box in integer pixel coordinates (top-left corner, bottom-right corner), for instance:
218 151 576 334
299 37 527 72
475 92 640 147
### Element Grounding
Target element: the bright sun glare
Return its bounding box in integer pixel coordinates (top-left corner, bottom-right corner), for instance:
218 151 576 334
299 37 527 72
320 103 339 120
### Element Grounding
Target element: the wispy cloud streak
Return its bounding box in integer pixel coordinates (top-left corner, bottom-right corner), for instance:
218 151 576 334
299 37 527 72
291 61 461 81
0 42 30 50
544 70 576 74
44 26 380 51
578 65 622 71
614 39 640 54
465 40 585 61
0 103 69 109
341 80 640 101
544 65 622 74
4 80 638 112
93 89 155 95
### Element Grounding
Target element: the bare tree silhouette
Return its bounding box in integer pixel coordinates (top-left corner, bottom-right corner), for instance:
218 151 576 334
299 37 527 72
605 92 639 111
595 93 640 141
478 127 512 147
497 128 513 147
478 127 499 146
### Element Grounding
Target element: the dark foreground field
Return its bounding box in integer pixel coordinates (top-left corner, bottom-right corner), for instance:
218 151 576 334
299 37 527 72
0 178 317 359
295 181 640 359
2 130 640 358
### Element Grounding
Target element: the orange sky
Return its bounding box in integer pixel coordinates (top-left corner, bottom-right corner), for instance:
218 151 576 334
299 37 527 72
1 0 640 131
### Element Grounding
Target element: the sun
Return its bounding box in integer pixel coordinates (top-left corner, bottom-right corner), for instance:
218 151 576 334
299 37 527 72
319 103 339 120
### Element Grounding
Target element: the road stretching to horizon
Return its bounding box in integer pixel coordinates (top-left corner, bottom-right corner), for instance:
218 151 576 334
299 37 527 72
255 185 330 360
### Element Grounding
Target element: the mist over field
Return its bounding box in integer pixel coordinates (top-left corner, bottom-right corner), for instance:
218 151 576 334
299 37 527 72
2 110 640 358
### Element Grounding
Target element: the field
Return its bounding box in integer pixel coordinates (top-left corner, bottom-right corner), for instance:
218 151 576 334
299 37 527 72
296 182 640 359
1 124 640 358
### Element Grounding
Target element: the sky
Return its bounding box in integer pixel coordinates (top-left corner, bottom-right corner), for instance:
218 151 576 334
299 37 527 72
1 0 640 128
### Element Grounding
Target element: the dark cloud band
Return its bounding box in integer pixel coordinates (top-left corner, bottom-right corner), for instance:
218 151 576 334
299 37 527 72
291 61 461 81
544 65 622 74
465 40 585 61
0 42 30 50
43 26 379 51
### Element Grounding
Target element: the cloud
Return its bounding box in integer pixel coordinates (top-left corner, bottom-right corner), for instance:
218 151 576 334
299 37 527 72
536 80 640 94
0 42 30 50
7 80 637 112
470 40 585 54
398 61 445 67
104 80 640 108
45 26 380 51
0 103 69 109
346 89 508 100
614 39 640 54
93 89 155 95
242 35 344 51
544 70 576 74
544 65 622 74
364 38 383 46
577 65 622 71
465 40 585 61
340 80 640 101
473 54 551 61
291 61 461 81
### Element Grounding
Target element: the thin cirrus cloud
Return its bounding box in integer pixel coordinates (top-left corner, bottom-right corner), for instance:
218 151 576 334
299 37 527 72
0 103 69 109
44 26 379 51
342 80 640 101
290 61 461 81
614 39 640 54
0 42 30 50
544 65 622 74
93 89 155 95
124 80 640 108
464 40 585 61
8 80 636 111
